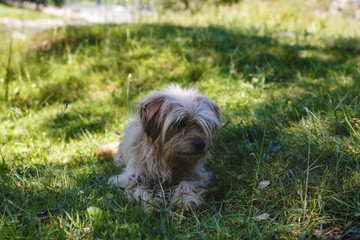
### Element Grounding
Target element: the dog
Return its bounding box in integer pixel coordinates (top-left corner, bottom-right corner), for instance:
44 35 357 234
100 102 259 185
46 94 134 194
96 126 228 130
96 84 222 210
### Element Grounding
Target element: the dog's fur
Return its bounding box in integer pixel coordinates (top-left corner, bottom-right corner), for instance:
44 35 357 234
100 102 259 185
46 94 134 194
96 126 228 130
96 85 221 210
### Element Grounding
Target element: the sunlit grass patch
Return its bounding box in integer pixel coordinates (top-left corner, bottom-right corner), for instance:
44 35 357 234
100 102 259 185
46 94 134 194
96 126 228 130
0 3 58 20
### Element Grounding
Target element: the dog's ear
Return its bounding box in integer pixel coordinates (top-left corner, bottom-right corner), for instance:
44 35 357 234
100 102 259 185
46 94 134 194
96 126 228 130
209 101 222 135
212 102 222 123
138 96 165 143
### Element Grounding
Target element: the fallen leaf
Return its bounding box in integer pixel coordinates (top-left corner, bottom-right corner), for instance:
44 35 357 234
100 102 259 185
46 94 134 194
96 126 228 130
258 180 270 189
256 213 270 220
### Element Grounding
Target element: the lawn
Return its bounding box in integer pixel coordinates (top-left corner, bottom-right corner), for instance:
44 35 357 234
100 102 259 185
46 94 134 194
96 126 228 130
0 3 58 19
1 0 360 238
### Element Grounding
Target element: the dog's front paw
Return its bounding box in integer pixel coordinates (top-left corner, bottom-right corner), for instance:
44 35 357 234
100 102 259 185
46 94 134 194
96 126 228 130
175 195 202 210
170 181 205 210
133 187 165 212
142 199 162 213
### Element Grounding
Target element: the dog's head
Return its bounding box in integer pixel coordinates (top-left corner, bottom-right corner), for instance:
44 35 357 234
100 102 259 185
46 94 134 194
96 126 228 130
138 84 222 167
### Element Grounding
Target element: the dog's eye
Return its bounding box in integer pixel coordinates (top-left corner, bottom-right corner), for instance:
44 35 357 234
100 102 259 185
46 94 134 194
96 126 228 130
175 119 186 129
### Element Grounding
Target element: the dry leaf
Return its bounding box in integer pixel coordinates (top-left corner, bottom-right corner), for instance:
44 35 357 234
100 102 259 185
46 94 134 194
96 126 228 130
257 180 270 189
256 213 270 220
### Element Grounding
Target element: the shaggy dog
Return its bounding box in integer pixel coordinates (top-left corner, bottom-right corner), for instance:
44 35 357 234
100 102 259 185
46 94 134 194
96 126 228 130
96 85 222 210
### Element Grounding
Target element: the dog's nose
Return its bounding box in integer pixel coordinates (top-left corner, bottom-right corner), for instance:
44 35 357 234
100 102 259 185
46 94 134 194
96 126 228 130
193 139 206 153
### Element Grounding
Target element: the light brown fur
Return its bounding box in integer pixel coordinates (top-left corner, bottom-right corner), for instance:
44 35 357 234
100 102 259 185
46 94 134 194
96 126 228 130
96 141 120 160
97 85 222 211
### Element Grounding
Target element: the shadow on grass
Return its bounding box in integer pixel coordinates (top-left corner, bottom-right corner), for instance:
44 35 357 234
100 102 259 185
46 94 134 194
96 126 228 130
1 157 210 238
205 80 359 235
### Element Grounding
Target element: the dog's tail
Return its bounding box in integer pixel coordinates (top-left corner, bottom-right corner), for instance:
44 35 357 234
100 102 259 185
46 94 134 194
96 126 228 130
96 141 120 161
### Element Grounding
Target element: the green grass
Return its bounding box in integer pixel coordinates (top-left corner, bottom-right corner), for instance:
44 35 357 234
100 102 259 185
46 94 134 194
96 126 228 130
1 0 360 238
0 3 58 20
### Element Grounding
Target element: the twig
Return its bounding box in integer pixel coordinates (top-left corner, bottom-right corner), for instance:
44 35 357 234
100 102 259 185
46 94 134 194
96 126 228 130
222 120 230 129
